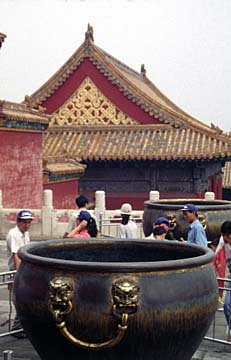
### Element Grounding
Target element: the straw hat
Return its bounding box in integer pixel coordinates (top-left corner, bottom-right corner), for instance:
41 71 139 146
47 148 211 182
120 203 132 215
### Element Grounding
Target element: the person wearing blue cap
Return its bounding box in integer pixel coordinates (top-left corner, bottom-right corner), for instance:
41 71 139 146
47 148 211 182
67 210 98 238
180 203 207 247
145 217 170 240
6 209 33 338
6 210 33 272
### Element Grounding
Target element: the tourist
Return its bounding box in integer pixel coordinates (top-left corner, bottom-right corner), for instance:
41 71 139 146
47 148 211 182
215 221 231 339
210 237 226 300
67 210 91 238
6 209 33 338
180 203 208 247
145 217 170 240
118 203 138 238
63 195 90 238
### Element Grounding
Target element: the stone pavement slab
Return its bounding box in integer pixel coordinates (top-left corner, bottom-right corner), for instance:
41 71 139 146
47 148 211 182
193 340 231 359
0 336 230 360
0 336 40 359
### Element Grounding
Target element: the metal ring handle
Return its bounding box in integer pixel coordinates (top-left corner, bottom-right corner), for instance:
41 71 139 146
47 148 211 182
56 312 128 350
48 277 139 351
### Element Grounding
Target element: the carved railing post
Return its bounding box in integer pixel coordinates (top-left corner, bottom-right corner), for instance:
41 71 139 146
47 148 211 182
95 190 105 226
149 191 160 201
205 192 215 200
42 190 54 237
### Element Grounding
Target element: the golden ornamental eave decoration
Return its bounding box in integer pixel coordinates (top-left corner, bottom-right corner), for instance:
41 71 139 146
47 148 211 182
50 77 139 126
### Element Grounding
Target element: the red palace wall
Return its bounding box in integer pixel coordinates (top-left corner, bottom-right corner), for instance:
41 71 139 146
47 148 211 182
0 131 43 208
105 192 149 210
43 180 78 209
208 173 222 200
106 191 200 210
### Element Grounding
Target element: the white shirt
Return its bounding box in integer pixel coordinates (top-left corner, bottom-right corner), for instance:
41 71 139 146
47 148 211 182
118 220 138 239
6 225 30 270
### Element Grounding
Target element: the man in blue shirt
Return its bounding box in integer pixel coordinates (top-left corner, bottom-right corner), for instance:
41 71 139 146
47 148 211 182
181 203 208 247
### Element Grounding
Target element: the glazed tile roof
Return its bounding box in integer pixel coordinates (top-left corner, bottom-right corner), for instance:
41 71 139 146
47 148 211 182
43 125 231 162
0 100 49 128
43 156 86 176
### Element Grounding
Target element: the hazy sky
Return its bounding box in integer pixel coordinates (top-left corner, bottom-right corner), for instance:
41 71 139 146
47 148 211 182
1 0 230 132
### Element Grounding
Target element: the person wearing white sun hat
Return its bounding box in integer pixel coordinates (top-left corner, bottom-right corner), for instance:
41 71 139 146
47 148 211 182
118 203 138 239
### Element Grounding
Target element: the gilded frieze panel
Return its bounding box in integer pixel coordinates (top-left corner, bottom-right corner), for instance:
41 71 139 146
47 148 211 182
50 77 138 126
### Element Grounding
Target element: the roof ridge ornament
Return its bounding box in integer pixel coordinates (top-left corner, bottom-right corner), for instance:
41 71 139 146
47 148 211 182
22 95 33 108
84 24 94 56
85 23 94 42
141 64 146 78
22 95 47 114
211 123 223 135
0 32 6 49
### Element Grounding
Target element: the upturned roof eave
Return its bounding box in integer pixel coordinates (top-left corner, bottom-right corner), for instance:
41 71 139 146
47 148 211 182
92 44 226 137
143 76 218 133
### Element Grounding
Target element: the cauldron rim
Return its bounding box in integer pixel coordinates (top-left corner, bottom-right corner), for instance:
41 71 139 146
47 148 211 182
17 239 214 273
144 198 231 210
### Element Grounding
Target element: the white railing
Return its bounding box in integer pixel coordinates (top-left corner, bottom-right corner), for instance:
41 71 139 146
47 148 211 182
0 189 217 240
0 270 22 338
0 189 147 239
204 277 231 345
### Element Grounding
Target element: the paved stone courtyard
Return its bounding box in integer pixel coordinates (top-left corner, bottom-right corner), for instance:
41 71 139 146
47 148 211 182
0 240 230 359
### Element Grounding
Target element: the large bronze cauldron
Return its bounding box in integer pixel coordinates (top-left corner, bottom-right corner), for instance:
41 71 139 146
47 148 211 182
14 239 218 360
143 199 231 241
